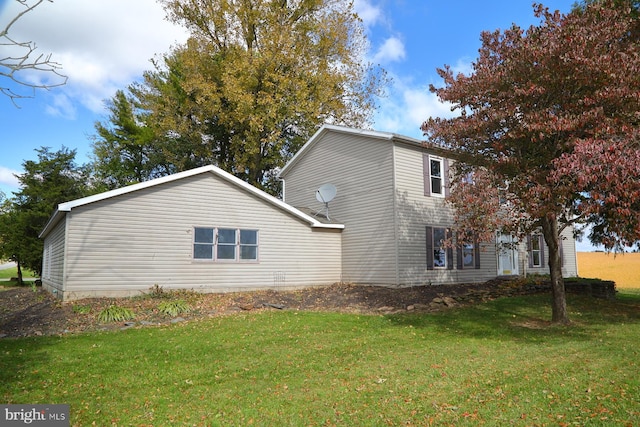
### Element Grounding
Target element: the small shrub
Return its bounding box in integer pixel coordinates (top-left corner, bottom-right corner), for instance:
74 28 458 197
97 305 135 323
158 300 191 317
73 304 92 314
148 284 169 299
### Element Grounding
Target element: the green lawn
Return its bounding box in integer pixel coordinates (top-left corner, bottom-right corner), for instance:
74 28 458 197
1 292 639 426
0 266 37 282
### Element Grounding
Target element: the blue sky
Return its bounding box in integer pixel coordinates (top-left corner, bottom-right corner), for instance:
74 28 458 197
3 0 597 249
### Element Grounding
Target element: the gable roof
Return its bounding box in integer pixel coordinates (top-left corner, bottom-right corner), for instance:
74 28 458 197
279 124 451 178
40 165 344 238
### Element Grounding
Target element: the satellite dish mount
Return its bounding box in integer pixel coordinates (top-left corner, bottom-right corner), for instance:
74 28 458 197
315 183 337 220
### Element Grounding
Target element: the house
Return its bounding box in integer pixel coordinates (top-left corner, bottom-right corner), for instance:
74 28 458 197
278 125 578 286
39 165 343 301
40 125 578 301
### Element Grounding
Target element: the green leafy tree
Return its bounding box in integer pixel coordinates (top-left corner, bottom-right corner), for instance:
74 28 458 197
91 90 173 190
94 0 386 194
0 147 90 281
422 1 640 324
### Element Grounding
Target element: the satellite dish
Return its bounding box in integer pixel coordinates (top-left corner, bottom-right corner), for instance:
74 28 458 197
315 183 337 220
316 183 337 203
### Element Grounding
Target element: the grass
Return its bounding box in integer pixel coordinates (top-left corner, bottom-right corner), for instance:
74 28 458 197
577 252 640 289
1 292 639 426
0 266 38 282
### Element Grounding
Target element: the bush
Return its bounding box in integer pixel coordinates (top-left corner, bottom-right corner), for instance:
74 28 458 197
72 304 91 314
147 284 170 299
97 305 135 323
158 300 191 317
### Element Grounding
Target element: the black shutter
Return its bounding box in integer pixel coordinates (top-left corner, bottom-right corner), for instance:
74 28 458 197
426 226 433 270
444 158 450 197
446 229 454 270
423 154 431 196
474 240 481 269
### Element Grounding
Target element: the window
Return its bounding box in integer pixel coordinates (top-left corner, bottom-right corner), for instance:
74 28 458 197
462 243 475 268
426 226 453 270
433 227 446 267
194 227 258 261
423 155 449 197
430 158 443 196
528 234 544 268
455 234 481 270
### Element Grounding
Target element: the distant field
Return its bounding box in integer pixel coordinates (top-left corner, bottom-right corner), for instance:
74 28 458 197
578 252 640 288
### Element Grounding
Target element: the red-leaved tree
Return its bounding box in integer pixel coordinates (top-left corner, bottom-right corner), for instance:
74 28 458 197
421 1 640 324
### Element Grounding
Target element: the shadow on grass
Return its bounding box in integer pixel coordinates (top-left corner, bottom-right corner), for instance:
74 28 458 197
0 336 60 401
385 292 640 342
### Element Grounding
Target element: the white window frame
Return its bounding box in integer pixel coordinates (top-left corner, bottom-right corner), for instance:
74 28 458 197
429 156 445 198
193 227 259 262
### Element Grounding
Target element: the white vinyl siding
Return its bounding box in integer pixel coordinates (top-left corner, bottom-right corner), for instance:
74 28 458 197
393 143 497 285
281 131 397 284
522 228 578 278
41 216 66 295
57 173 341 300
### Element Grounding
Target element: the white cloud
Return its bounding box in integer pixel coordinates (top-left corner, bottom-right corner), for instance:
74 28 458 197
353 0 384 28
0 166 21 190
0 0 189 115
372 36 406 64
44 93 77 120
451 57 474 76
374 76 457 139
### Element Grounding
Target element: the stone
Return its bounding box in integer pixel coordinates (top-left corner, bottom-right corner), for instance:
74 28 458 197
442 297 457 307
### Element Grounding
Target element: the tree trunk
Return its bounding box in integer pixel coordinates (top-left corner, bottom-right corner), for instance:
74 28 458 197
540 214 570 324
16 259 23 287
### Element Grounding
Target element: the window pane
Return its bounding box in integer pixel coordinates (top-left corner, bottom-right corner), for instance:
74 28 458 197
218 228 236 244
240 246 257 260
217 245 235 260
434 249 446 267
430 159 441 177
240 230 257 245
532 235 541 250
431 177 442 194
433 228 446 243
533 252 541 267
194 244 213 259
463 244 474 267
194 227 214 243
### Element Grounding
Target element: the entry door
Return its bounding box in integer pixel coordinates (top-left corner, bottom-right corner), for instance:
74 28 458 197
497 234 519 276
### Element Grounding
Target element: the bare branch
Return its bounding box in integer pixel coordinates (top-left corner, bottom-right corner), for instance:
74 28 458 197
1 0 68 106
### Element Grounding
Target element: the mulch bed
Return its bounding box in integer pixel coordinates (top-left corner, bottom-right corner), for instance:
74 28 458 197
0 280 547 338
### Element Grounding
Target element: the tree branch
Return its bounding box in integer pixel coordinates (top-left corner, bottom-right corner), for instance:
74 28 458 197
1 0 67 106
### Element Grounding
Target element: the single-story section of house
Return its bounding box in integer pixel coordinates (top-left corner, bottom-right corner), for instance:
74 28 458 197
39 165 343 301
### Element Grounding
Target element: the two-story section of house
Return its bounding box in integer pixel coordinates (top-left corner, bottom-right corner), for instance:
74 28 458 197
279 124 578 286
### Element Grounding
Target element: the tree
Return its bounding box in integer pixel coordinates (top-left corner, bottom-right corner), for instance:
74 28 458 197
0 147 90 282
421 1 640 324
91 90 173 190
1 0 67 104
98 0 386 194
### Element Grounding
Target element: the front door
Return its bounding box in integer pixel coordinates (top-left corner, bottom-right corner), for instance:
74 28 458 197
497 234 519 276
